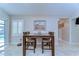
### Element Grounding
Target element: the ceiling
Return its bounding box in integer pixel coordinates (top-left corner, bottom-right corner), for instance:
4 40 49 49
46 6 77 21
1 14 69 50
0 3 79 16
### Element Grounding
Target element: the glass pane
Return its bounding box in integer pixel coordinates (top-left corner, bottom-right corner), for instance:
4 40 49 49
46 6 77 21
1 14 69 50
18 21 23 34
12 21 18 35
0 20 4 24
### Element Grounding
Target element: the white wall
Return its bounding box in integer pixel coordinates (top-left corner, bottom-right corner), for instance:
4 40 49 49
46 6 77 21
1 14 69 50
69 9 79 45
0 9 10 46
70 18 79 45
10 16 59 45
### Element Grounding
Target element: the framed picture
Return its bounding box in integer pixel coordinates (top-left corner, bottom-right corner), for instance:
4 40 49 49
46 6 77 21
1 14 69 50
34 20 46 31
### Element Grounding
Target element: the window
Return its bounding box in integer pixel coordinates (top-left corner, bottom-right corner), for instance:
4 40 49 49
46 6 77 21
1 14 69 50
0 20 4 56
12 20 23 36
11 20 23 44
0 20 4 42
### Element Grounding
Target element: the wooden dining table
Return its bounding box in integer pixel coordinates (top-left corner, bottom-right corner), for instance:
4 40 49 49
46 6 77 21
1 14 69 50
23 34 55 56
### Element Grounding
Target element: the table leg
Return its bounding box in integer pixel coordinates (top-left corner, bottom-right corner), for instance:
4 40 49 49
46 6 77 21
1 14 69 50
23 36 26 56
51 36 55 56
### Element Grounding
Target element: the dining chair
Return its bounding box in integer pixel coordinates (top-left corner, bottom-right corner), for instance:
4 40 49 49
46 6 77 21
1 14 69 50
23 32 36 53
42 32 54 53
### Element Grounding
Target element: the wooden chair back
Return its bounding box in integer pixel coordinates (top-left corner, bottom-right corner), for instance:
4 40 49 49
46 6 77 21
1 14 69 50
48 32 54 35
23 32 30 35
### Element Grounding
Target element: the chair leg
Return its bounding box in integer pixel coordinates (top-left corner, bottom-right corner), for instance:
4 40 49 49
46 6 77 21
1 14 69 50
34 42 35 53
42 41 44 53
49 43 51 49
34 48 35 53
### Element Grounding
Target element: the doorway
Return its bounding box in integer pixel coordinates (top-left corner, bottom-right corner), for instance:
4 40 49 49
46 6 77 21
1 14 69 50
58 17 70 45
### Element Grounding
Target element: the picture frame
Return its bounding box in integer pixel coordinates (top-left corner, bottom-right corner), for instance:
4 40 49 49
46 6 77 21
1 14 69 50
34 20 46 31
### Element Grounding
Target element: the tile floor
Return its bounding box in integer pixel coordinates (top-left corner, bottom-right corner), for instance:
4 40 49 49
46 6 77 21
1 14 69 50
1 40 79 56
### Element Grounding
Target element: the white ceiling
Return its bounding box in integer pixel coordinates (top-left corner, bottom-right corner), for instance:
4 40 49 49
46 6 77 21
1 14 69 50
0 3 79 16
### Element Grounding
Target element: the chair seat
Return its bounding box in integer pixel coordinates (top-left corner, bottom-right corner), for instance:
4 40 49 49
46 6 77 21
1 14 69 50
43 40 51 42
26 39 35 42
